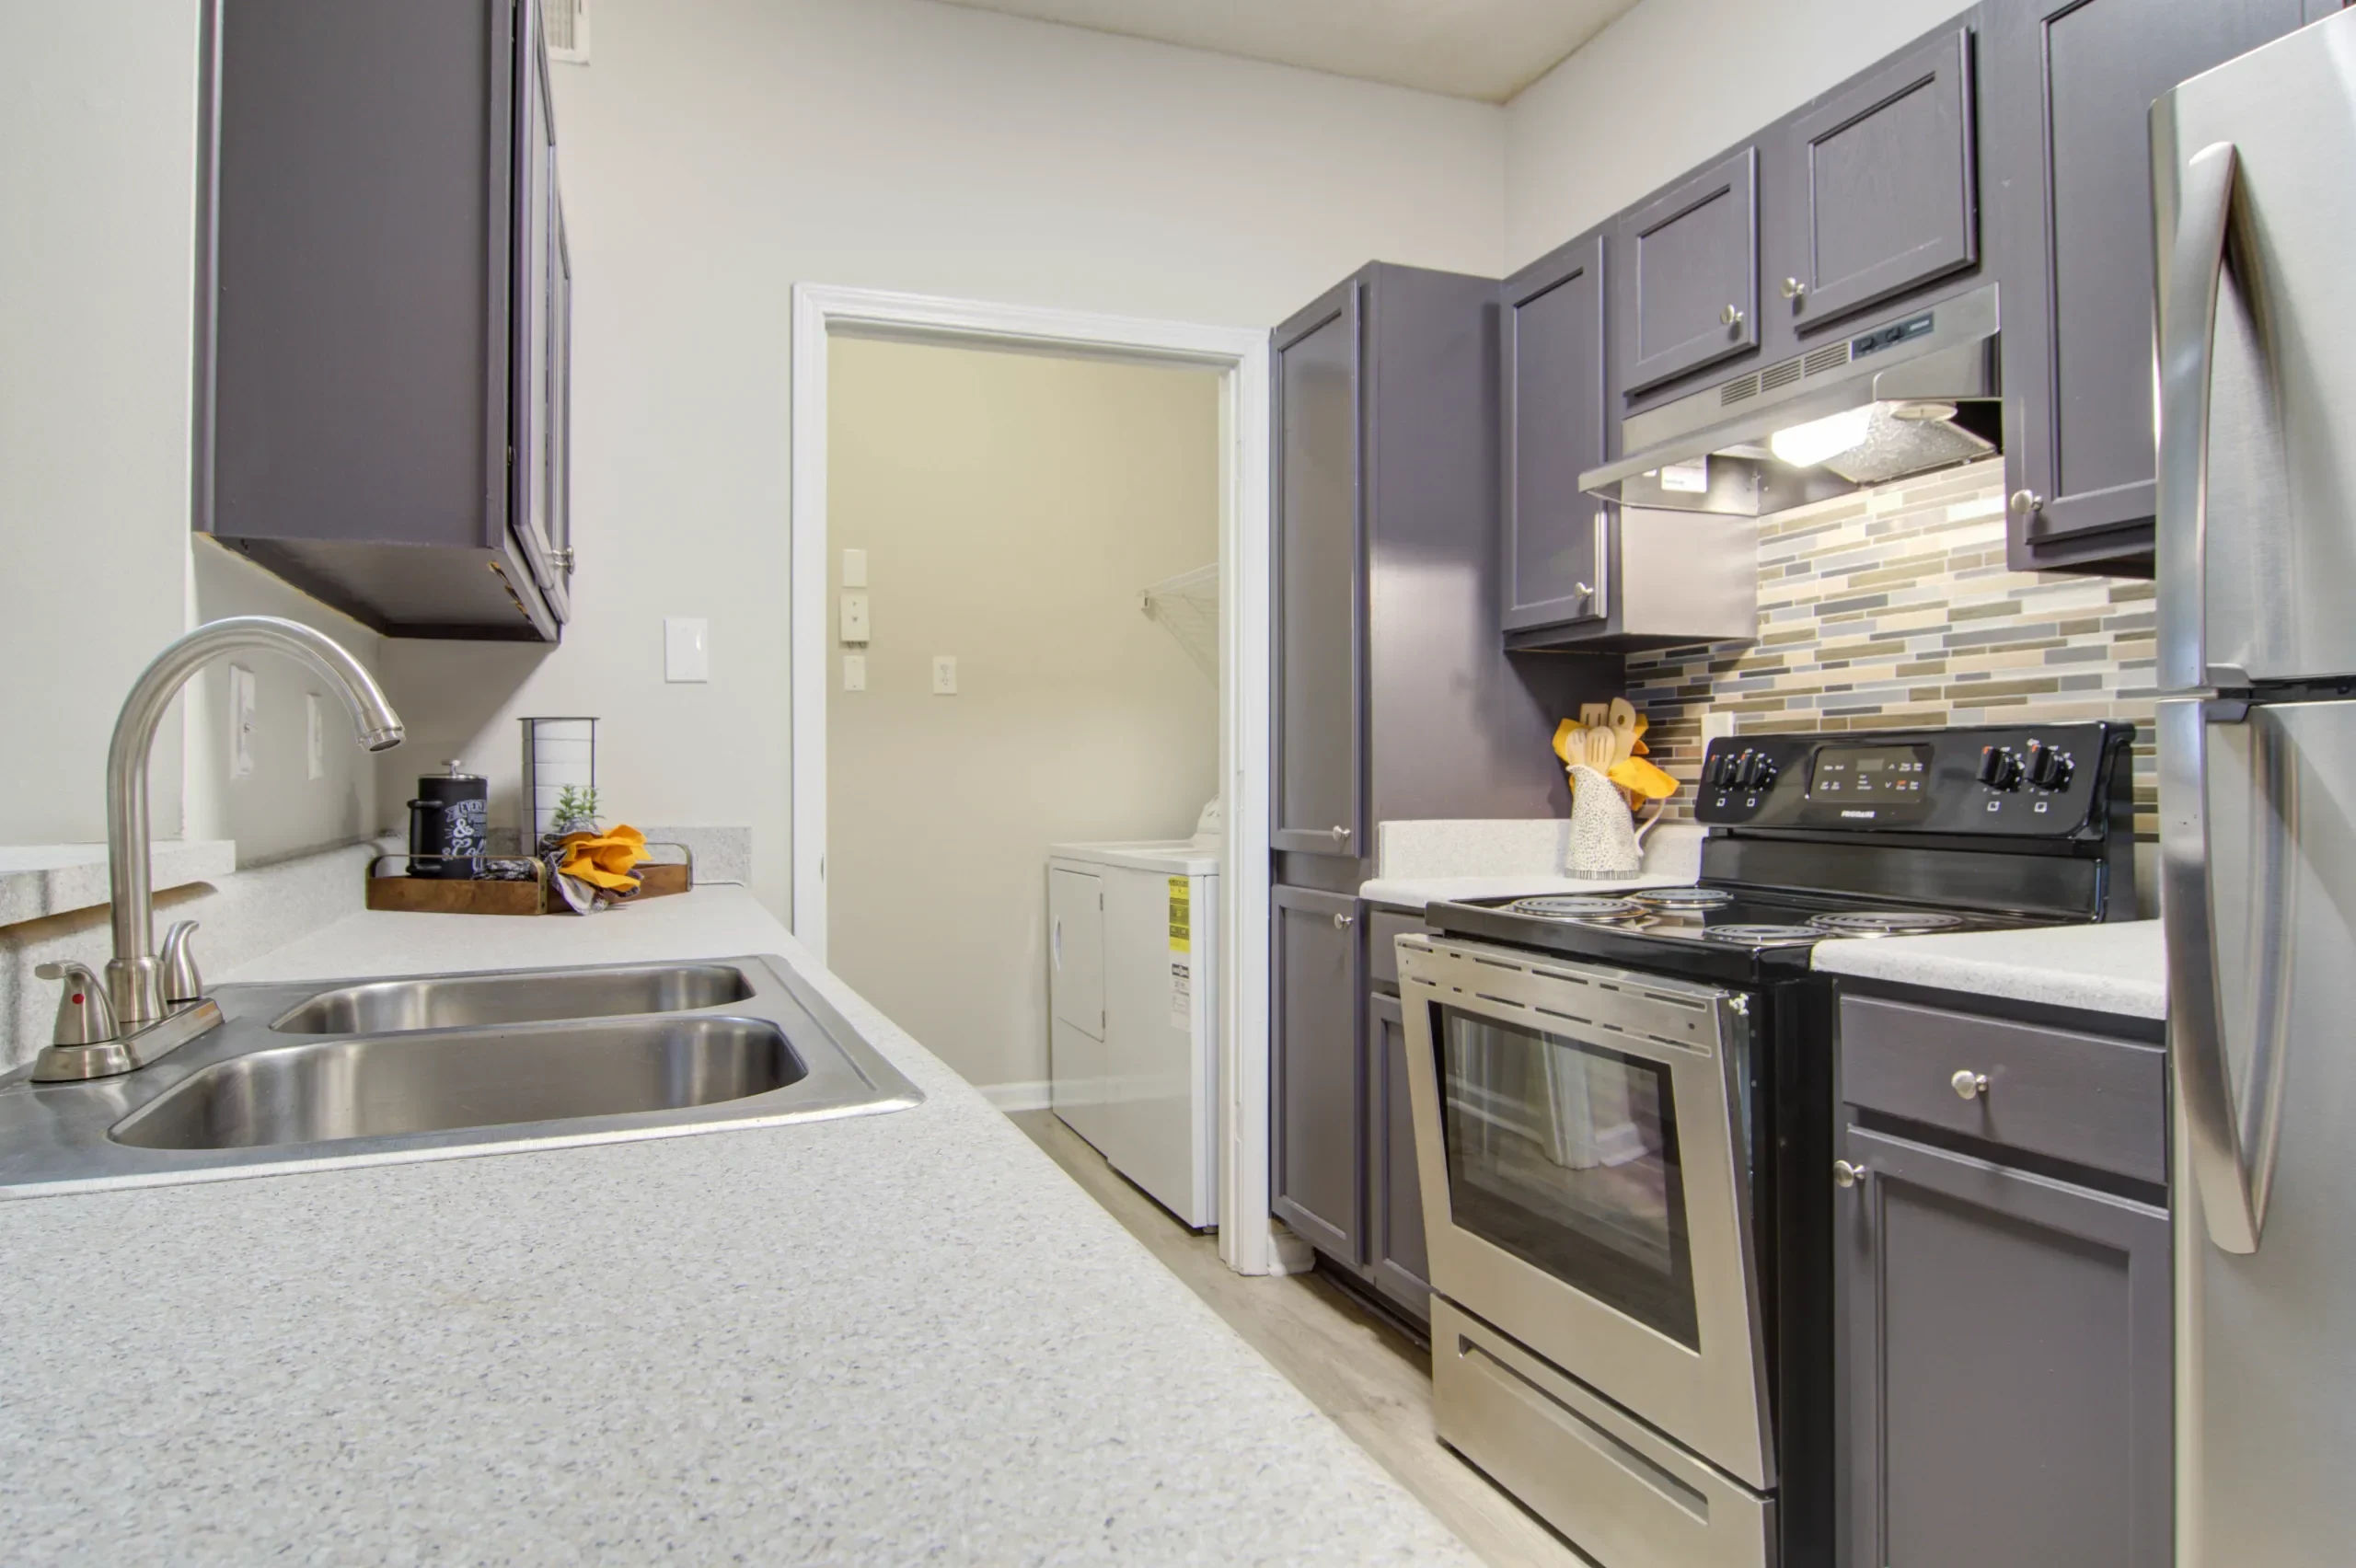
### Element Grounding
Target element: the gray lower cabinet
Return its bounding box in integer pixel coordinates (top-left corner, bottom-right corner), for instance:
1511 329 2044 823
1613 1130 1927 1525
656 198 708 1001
196 0 568 640
1987 0 2312 574
1614 147 1761 397
1271 887 1365 1262
1771 25 1979 342
1366 991 1430 1320
1836 994 2170 1568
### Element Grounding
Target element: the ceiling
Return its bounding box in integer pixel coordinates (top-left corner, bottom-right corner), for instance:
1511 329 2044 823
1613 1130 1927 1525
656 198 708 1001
927 0 1645 103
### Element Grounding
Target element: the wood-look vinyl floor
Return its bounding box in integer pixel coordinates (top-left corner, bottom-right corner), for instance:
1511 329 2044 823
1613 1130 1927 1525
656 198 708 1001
1007 1109 1593 1568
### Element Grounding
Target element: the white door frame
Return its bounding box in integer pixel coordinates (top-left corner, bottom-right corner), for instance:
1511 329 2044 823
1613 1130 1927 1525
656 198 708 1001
789 282 1277 1274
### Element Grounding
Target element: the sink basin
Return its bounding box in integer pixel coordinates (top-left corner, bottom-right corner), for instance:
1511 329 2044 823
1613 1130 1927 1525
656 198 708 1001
0 954 922 1195
271 962 754 1033
112 1016 803 1151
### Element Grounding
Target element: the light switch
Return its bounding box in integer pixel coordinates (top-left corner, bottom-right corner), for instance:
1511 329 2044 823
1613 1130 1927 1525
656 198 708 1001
228 664 257 778
932 655 958 695
841 548 868 588
306 693 326 780
842 653 867 692
664 617 710 683
840 593 871 644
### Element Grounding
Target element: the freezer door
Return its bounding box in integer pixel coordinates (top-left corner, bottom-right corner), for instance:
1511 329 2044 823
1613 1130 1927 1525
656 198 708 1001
2165 695 2356 1565
2154 10 2356 691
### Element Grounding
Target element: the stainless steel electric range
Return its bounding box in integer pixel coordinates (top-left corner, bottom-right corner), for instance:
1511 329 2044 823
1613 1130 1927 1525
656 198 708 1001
1397 721 2137 1568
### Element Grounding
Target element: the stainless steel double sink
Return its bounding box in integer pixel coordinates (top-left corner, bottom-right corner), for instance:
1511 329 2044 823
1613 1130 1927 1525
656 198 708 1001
0 954 922 1196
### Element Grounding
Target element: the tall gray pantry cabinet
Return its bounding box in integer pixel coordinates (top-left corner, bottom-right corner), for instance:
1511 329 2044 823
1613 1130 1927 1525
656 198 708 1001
194 0 573 640
1267 264 1618 1323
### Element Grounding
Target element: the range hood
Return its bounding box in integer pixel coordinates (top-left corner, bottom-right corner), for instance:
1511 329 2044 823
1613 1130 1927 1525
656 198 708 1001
1582 283 2002 517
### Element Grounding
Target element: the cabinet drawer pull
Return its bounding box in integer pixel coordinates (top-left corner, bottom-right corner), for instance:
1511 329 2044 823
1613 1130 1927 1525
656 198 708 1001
1833 1159 1869 1189
1328 824 1352 844
2009 489 2044 518
1780 277 1807 301
1333 912 1356 930
1721 303 1746 328
1951 1069 1990 1100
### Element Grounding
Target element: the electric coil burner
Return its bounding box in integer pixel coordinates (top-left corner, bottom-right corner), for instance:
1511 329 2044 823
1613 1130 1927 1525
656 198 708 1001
1396 722 2138 1568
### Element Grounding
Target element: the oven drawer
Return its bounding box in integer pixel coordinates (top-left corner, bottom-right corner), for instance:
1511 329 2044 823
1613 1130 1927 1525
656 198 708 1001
1366 908 1424 991
1431 1297 1771 1568
1837 996 2165 1185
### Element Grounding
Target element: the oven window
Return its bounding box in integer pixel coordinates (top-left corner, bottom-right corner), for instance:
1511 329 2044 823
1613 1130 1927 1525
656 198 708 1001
1438 1006 1699 1349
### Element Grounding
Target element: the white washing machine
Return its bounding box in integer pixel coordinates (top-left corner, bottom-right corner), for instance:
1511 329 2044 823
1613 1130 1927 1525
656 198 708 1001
1046 808 1219 1229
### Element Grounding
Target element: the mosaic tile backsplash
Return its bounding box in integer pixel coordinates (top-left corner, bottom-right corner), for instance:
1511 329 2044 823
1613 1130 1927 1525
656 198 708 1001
1629 456 2158 836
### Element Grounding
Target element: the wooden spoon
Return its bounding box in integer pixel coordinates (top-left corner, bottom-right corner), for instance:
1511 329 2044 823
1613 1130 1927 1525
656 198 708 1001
1607 698 1638 765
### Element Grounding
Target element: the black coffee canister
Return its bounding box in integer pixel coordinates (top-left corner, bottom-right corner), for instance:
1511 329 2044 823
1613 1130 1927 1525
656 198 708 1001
413 761 489 879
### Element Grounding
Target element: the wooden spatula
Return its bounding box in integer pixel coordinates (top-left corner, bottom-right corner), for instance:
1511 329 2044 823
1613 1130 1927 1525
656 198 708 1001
1578 702 1609 731
1607 698 1638 765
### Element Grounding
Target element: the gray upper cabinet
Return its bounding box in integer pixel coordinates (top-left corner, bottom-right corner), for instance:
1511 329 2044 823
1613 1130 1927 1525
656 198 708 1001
1986 0 2311 573
1614 147 1761 397
1502 233 1609 634
1272 282 1366 860
1272 887 1365 1262
196 0 566 640
1839 1124 2170 1568
1771 26 1979 340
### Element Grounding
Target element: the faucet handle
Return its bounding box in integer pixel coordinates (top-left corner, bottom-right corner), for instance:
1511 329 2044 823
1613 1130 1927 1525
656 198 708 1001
159 920 204 1005
33 961 121 1046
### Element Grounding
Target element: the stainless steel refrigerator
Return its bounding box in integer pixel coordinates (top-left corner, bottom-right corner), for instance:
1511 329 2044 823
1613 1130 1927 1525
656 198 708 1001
2153 10 2356 1563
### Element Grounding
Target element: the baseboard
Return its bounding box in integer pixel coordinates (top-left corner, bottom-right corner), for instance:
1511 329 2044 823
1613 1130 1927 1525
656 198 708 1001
979 1079 1052 1113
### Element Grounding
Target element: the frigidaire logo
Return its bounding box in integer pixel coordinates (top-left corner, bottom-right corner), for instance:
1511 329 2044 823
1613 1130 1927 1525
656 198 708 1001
1841 809 1877 819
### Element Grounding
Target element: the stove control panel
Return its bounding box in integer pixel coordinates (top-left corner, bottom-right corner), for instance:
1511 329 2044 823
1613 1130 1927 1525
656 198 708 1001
1694 722 2131 837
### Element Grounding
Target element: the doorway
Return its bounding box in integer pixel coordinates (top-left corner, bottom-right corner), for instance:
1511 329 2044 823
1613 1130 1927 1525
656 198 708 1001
788 286 1275 1274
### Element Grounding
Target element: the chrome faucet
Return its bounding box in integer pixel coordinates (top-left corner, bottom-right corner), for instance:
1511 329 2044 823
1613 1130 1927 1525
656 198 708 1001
30 617 403 1081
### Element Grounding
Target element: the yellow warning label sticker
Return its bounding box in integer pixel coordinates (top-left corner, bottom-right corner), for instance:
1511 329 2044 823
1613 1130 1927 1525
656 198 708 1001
1168 877 1191 951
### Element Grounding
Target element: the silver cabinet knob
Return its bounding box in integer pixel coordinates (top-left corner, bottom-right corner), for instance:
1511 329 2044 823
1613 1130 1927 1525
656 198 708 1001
1574 582 1595 597
1333 911 1356 929
1833 1159 1869 1189
1951 1069 1990 1100
1328 824 1351 843
2008 489 2044 517
1721 303 1746 328
1780 277 1807 301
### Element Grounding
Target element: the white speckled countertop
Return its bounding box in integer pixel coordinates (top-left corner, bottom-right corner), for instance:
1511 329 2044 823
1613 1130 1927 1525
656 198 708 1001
1360 823 1705 913
1811 918 2165 1020
0 890 1475 1565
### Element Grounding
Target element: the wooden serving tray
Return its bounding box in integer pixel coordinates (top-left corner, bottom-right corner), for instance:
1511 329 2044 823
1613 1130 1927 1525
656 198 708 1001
364 847 694 916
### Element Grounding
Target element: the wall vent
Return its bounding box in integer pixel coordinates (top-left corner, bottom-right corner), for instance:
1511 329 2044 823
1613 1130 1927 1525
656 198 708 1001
1760 356 1804 394
546 0 590 64
1719 373 1761 407
1803 341 1852 377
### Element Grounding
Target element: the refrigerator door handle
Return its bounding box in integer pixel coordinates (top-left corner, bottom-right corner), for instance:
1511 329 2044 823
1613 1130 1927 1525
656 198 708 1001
2162 697 2279 1254
2155 140 2239 696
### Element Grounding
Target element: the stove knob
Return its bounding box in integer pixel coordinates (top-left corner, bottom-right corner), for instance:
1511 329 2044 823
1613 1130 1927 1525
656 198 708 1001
2043 753 2073 790
1735 750 1761 789
2026 744 2071 790
1709 752 1736 789
1751 756 1779 790
1976 745 2023 790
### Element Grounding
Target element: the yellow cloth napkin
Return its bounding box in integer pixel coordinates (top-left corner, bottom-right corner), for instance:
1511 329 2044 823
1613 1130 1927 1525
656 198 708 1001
556 824 648 893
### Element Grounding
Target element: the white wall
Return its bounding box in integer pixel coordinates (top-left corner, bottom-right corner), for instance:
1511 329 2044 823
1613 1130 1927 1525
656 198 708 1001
824 338 1218 1093
0 0 199 846
1503 0 1969 269
380 0 1507 921
182 541 387 863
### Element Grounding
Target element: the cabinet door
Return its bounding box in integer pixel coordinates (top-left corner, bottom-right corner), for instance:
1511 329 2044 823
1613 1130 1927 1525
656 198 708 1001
1049 868 1108 1147
512 0 563 602
1272 887 1364 1262
1502 233 1611 634
1615 146 1759 396
1839 1123 2170 1568
1988 0 2307 565
1367 992 1430 1321
1775 27 1977 337
1271 282 1365 859
546 190 573 617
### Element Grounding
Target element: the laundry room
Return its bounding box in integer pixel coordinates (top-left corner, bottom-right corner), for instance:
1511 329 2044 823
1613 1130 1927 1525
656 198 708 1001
819 333 1225 1185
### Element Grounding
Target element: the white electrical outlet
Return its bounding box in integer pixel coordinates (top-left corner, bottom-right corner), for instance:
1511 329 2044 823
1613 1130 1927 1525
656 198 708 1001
842 653 867 692
664 617 710 683
306 693 326 779
228 664 257 778
931 655 958 695
1702 711 1738 744
840 593 871 644
841 548 868 588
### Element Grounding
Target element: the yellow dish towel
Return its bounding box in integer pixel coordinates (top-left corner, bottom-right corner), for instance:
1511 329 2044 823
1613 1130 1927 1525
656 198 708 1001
1608 756 1679 800
556 824 648 893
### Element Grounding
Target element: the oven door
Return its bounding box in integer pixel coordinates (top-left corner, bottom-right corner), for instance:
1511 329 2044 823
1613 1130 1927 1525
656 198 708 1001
1401 935 1773 1492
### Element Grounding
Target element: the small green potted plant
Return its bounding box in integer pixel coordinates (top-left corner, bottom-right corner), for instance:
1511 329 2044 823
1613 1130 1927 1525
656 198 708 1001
543 785 601 852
